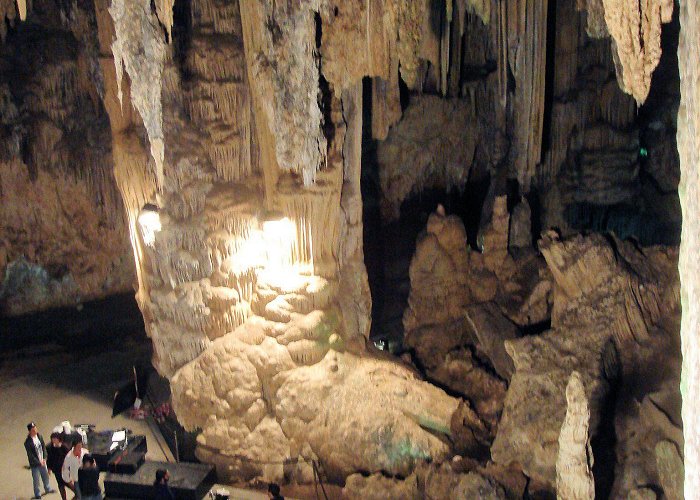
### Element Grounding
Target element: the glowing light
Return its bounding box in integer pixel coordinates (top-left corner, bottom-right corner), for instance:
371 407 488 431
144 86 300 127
138 206 161 246
262 216 296 270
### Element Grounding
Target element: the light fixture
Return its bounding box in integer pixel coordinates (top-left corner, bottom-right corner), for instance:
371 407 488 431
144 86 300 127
138 203 161 246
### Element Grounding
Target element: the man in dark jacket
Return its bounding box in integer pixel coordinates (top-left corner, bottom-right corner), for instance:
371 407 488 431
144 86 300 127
77 455 101 500
24 422 55 499
47 432 70 500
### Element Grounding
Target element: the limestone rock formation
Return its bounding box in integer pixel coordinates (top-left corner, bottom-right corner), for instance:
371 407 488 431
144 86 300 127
578 0 674 104
0 8 134 315
0 0 687 495
78 0 501 485
403 210 507 429
492 232 680 490
556 371 595 500
677 0 700 495
378 97 478 219
343 472 420 500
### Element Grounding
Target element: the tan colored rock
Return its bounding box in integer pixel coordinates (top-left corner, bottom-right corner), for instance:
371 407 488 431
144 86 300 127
422 463 507 500
508 197 532 249
465 302 518 380
404 212 470 332
173 333 463 482
577 0 673 104
343 461 513 500
556 371 595 500
404 211 507 428
627 488 657 500
0 26 134 314
492 233 679 487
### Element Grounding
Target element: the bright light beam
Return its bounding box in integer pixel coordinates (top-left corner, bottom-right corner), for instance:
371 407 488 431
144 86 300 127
262 217 296 273
138 206 161 246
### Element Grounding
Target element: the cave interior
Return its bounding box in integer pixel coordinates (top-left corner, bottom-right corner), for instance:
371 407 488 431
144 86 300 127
0 0 694 498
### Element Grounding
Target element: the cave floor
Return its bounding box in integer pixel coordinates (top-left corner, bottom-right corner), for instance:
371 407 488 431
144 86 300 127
0 340 170 500
0 339 318 500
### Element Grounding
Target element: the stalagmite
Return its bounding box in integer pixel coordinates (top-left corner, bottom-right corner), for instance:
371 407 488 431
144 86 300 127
0 0 687 497
556 371 595 500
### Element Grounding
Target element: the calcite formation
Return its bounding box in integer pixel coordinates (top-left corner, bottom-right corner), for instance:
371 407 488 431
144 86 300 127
491 232 680 493
578 0 674 104
556 371 595 500
74 0 495 485
342 461 509 500
0 9 134 314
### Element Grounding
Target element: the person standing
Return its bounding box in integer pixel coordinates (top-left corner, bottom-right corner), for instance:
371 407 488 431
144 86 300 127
153 469 175 500
24 422 55 499
267 483 285 500
62 438 89 499
77 455 101 500
47 432 70 500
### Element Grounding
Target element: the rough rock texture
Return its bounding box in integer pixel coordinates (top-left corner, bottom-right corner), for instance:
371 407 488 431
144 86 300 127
491 232 680 492
655 440 684 500
403 210 508 430
378 97 478 219
342 461 509 500
343 472 420 500
76 0 500 485
678 0 700 495
578 0 673 104
1 0 686 495
0 6 134 315
556 371 595 500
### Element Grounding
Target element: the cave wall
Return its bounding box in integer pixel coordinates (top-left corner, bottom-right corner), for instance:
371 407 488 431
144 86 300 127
0 0 134 316
374 0 680 246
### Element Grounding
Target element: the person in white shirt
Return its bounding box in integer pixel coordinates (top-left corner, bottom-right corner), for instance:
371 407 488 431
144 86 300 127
62 439 89 499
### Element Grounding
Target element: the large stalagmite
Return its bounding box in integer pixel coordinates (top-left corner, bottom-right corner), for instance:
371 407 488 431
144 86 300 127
91 0 492 483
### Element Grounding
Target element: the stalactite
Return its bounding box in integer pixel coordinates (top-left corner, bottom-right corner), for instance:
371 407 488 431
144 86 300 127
507 0 548 192
16 0 25 19
239 0 325 186
577 0 673 104
154 0 174 41
277 186 341 272
371 68 401 141
109 0 167 190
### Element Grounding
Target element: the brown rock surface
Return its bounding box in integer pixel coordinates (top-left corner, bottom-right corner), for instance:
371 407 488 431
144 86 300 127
0 13 133 315
492 233 680 490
